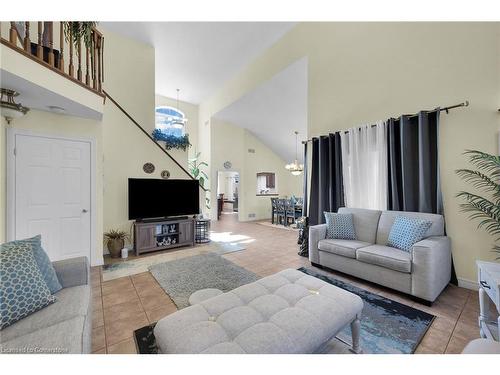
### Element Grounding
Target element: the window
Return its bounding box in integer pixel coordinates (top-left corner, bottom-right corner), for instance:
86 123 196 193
155 106 186 137
256 172 277 195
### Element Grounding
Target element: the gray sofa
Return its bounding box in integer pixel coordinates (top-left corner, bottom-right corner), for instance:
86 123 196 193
309 208 451 303
0 257 91 354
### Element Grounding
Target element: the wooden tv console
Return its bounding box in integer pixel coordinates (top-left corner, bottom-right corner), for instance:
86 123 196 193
133 217 195 256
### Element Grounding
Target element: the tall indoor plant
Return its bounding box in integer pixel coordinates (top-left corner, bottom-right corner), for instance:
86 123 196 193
63 22 97 55
456 150 500 259
188 151 210 209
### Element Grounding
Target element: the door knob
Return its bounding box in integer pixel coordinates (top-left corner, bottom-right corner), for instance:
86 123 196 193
82 209 88 213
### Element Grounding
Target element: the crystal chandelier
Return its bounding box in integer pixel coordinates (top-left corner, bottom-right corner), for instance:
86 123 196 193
1 88 29 124
285 131 304 176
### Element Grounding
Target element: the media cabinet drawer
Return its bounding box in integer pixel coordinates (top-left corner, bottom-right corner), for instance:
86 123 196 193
478 264 499 307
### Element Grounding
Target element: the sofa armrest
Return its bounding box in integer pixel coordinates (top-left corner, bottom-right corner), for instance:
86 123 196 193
309 224 327 264
52 256 89 288
411 236 451 302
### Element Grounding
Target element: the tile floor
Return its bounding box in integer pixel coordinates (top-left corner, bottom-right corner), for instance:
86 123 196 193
90 213 485 354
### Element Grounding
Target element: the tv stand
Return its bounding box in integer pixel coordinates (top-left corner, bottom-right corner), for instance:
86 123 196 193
133 217 195 256
136 216 189 223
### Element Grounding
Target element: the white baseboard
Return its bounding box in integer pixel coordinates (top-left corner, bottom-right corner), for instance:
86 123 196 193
458 278 479 291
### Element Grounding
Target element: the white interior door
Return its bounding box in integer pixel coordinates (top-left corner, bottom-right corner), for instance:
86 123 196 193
13 133 92 262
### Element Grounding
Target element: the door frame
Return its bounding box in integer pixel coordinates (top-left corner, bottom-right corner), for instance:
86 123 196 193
215 169 241 221
6 128 97 265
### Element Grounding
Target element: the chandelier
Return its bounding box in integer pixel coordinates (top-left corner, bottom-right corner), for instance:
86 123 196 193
171 88 188 128
285 131 304 176
1 88 29 124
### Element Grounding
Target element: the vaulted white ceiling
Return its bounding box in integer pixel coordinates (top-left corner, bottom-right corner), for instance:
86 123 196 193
214 57 308 163
100 22 296 104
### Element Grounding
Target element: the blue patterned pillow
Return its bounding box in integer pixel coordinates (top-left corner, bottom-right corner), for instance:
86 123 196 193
20 236 62 294
387 216 433 252
324 212 357 240
1 240 57 329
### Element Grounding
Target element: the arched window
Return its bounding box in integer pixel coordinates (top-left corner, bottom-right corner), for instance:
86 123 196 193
155 106 186 138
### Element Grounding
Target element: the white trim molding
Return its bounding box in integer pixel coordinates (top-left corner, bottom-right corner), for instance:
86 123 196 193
458 277 479 291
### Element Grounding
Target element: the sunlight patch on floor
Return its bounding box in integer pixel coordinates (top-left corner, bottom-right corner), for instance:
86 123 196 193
209 231 254 244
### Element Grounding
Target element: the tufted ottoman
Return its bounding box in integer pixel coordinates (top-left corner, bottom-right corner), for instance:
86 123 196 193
154 268 364 354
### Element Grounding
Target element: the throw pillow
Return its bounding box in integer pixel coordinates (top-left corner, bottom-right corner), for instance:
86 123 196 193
0 240 57 329
20 236 62 294
387 216 433 252
324 212 357 240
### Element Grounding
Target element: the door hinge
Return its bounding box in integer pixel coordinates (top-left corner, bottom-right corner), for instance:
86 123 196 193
13 148 16 156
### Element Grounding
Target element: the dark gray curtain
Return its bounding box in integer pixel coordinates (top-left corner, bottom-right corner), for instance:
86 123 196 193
387 110 443 214
387 110 456 284
309 133 344 225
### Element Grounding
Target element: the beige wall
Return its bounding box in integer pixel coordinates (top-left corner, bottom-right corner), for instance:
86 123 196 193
200 22 500 284
210 118 302 222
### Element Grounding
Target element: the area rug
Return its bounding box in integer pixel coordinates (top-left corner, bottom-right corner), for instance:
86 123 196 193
149 253 259 309
298 267 435 354
101 241 245 281
134 267 435 354
256 221 299 231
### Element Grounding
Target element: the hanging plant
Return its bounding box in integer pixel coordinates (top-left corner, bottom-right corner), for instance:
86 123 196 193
63 22 97 56
152 129 191 151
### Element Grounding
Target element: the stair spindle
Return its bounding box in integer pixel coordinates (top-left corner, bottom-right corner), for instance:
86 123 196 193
97 36 102 91
9 22 18 44
92 32 97 89
68 22 74 77
36 22 43 59
47 22 54 67
77 37 82 81
85 40 90 86
59 22 64 72
23 22 30 52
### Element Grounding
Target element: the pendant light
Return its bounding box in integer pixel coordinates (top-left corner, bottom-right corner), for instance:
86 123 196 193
1 89 29 124
285 131 304 176
171 88 188 129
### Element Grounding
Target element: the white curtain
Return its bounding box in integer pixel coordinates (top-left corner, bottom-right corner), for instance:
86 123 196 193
340 121 388 210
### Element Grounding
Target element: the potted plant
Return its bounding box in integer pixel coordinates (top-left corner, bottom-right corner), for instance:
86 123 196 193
63 22 97 52
104 229 129 258
188 150 211 209
456 150 500 260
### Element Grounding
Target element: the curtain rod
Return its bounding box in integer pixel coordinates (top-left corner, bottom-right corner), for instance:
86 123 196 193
302 100 469 144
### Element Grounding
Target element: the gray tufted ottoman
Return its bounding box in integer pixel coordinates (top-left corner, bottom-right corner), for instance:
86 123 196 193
154 269 364 354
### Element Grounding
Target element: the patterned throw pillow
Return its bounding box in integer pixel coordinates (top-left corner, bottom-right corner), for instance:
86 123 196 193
0 240 57 329
20 236 62 294
324 212 357 240
387 216 433 252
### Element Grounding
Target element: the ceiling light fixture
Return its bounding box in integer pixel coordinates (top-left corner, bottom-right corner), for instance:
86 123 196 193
171 88 188 129
285 131 304 176
1 88 29 124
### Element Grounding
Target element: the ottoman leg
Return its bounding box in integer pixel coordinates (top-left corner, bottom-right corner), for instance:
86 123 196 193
350 315 362 354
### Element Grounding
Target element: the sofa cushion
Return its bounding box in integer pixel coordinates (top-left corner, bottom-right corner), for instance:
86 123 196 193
324 212 356 240
19 235 62 294
0 285 90 342
318 239 371 259
387 216 432 252
338 207 382 243
0 240 56 329
376 210 444 245
0 316 88 354
356 245 412 273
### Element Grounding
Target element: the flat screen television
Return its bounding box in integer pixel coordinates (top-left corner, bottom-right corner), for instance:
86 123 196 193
128 178 200 220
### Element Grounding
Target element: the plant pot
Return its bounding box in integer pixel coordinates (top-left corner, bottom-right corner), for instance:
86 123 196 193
107 239 125 258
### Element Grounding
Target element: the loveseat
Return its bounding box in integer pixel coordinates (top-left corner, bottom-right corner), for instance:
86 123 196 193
309 208 451 303
0 257 92 354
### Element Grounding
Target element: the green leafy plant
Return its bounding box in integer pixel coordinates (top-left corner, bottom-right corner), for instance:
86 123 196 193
189 151 211 209
456 150 500 259
103 229 129 244
63 22 97 56
151 129 191 151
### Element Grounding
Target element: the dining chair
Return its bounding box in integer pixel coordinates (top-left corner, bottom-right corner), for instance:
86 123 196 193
270 198 278 224
276 199 286 225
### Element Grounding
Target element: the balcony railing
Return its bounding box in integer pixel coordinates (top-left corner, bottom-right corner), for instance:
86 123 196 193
1 22 104 97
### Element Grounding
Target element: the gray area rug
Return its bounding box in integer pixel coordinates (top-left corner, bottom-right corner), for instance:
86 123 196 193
149 253 259 309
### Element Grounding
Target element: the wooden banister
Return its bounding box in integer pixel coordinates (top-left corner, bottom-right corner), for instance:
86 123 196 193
1 21 104 95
